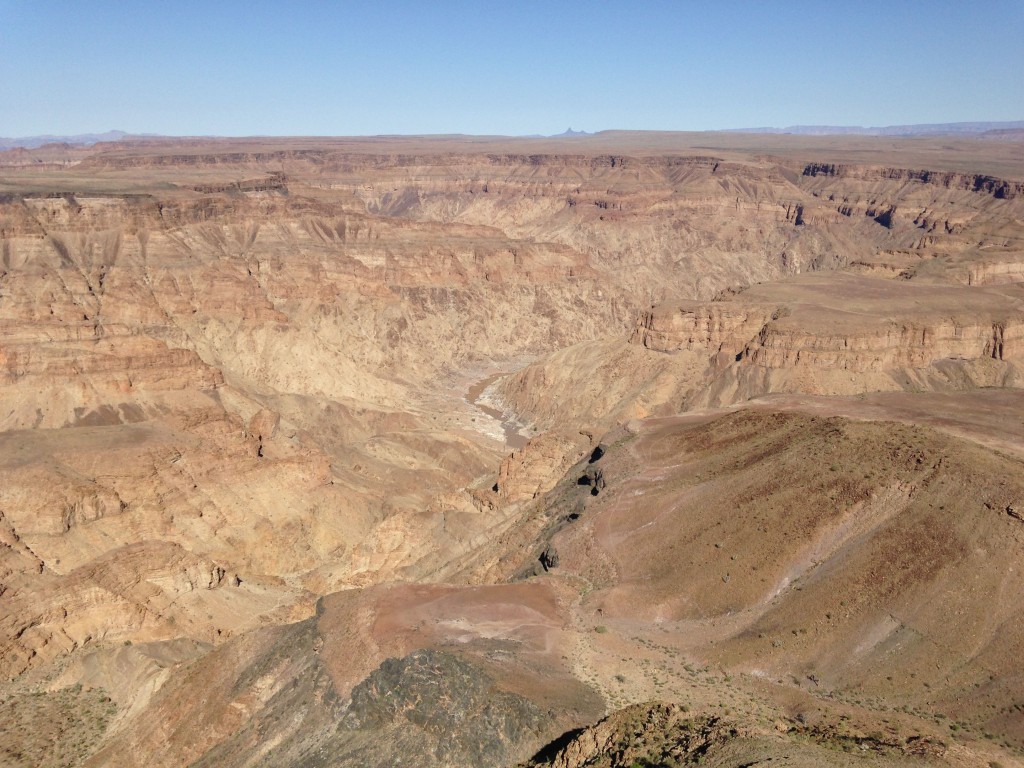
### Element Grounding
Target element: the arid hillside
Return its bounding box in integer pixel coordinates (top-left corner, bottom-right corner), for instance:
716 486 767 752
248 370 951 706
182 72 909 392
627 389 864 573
1 132 1023 767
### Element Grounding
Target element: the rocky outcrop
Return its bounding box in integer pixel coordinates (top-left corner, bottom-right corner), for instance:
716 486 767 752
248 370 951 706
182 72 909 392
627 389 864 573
740 317 1021 372
0 541 243 680
577 466 605 495
496 432 590 503
538 546 559 571
190 172 288 194
523 703 740 768
86 579 602 768
338 649 545 767
630 302 776 356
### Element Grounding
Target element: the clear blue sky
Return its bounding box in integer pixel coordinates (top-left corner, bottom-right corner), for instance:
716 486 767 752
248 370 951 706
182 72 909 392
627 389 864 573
2 1 1022 137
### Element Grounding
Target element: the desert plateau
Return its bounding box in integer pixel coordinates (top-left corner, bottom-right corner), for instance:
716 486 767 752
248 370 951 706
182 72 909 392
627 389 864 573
1 127 1024 768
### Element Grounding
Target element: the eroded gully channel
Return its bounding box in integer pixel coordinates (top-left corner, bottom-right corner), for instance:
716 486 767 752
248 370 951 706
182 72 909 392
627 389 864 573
465 371 531 450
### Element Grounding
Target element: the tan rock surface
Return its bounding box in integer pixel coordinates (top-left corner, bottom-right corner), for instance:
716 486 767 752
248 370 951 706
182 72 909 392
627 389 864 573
1 133 1023 766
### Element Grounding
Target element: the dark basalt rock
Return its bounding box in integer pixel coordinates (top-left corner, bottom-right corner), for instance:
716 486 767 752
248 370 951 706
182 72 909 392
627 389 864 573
339 649 545 767
539 546 559 571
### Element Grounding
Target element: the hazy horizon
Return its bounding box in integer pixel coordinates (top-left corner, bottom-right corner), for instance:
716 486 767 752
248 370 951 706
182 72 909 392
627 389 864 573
4 120 1024 147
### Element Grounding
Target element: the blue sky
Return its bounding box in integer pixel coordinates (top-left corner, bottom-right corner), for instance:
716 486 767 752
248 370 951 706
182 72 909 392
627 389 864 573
1 1 1022 137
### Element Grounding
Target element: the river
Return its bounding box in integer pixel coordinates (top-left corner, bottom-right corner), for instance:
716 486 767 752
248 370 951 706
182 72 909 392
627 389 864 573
465 371 530 450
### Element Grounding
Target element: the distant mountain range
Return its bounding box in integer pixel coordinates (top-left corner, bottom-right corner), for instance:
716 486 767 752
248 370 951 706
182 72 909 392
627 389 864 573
0 130 160 150
723 121 1024 137
2 121 1022 149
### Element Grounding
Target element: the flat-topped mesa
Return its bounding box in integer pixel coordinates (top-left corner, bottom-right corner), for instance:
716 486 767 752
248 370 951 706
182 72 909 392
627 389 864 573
80 148 724 174
75 148 332 170
189 172 288 195
501 274 1024 439
802 163 1024 199
733 276 1024 376
629 301 776 359
967 258 1024 286
742 316 1023 372
630 275 1024 384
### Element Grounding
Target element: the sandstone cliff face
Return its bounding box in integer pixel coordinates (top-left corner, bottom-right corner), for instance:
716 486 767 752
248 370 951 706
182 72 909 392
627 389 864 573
741 316 1018 372
495 431 591 503
0 192 608 397
802 162 1024 199
630 301 777 355
69 144 1024 310
966 257 1024 285
692 275 1024 405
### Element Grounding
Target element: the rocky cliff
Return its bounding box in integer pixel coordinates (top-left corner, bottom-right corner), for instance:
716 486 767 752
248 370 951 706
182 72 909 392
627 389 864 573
802 162 1024 199
498 273 1024 432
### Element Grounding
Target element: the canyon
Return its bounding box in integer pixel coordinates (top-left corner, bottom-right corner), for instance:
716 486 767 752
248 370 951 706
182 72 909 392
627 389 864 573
1 131 1023 767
